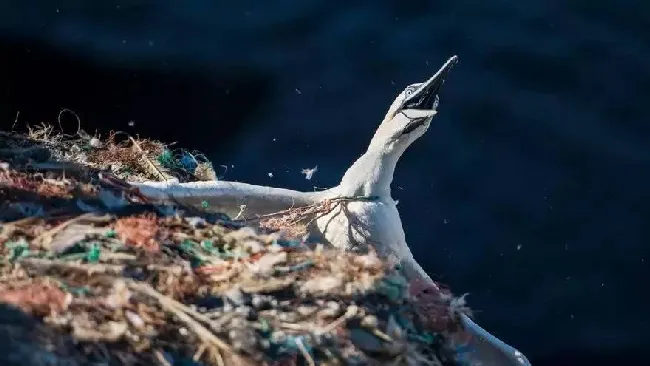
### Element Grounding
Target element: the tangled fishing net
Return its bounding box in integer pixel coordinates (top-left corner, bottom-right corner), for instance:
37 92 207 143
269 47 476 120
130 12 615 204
0 124 473 366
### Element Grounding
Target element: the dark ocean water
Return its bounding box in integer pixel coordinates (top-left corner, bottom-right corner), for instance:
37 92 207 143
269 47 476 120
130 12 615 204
1 1 649 364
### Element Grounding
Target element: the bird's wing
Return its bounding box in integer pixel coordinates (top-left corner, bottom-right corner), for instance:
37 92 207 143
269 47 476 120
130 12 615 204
398 255 530 366
131 180 324 219
458 314 531 366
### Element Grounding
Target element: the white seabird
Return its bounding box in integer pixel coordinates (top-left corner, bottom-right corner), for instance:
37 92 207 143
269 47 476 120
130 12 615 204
132 56 532 366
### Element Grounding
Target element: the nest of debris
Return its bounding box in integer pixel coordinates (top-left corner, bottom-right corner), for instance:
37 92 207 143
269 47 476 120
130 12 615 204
0 123 217 183
0 125 471 366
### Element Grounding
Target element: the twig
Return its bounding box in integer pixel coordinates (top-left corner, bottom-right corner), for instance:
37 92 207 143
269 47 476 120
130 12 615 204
240 201 320 223
295 337 315 366
280 322 310 331
317 305 358 335
240 195 376 223
153 349 173 366
161 290 232 333
127 281 233 354
371 328 393 342
213 347 225 366
193 343 207 362
32 213 97 250
100 252 138 262
130 136 171 182
211 312 237 330
146 264 185 275
0 216 39 243
18 258 125 275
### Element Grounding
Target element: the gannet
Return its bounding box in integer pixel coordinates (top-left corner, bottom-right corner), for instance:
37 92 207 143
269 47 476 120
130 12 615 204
132 56 531 366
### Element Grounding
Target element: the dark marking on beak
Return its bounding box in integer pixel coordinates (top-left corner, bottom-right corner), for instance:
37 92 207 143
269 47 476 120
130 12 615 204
398 112 428 136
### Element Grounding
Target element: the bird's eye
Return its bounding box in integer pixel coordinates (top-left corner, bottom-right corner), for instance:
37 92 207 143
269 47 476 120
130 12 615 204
405 85 419 97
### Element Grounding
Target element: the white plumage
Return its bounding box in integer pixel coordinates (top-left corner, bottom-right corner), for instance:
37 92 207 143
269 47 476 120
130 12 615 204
132 56 531 366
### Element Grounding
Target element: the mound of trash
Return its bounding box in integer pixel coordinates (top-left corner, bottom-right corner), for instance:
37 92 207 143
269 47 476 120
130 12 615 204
0 126 470 366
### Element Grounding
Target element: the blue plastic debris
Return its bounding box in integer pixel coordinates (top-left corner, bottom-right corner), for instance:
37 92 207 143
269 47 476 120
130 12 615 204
274 238 302 248
179 152 198 173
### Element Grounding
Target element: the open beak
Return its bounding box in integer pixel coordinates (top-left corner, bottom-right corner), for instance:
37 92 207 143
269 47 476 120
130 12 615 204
403 55 458 110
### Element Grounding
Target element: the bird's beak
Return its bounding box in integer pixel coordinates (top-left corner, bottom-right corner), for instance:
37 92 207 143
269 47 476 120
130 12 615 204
403 55 458 110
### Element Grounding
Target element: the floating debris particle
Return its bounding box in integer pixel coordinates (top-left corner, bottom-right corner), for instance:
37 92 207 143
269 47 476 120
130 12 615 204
301 165 318 180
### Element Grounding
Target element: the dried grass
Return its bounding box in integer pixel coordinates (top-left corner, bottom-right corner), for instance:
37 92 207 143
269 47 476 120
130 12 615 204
2 123 215 183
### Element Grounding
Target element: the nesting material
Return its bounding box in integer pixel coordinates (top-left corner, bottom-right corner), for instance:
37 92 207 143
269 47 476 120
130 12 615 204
0 125 471 366
0 125 216 183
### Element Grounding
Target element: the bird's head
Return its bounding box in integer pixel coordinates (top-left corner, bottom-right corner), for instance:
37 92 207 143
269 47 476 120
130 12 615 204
369 55 458 153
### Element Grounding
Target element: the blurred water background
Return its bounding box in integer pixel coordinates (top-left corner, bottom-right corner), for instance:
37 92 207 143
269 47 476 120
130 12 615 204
1 1 649 365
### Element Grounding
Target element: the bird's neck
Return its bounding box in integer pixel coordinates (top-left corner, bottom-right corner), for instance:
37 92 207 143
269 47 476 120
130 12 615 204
337 144 402 198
